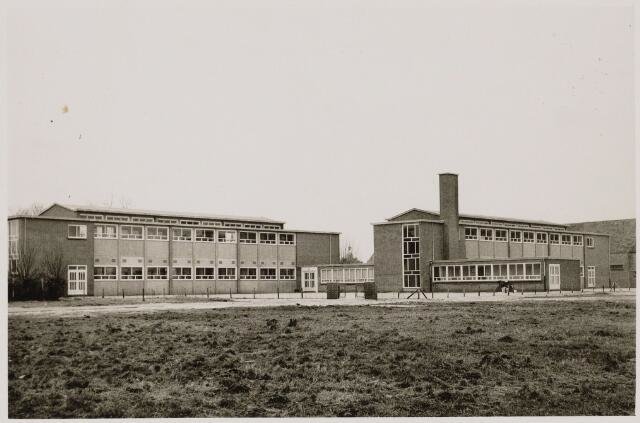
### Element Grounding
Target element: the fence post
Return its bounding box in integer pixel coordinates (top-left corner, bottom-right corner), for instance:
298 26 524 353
447 288 449 298
163 287 165 297
463 288 465 297
102 288 104 299
602 285 604 293
122 289 125 299
431 291 434 299
301 290 303 299
397 291 400 299
207 287 209 299
493 289 495 296
142 288 145 302
229 288 232 299
277 284 280 299
41 278 44 301
253 288 255 299
507 288 510 296
478 287 480 297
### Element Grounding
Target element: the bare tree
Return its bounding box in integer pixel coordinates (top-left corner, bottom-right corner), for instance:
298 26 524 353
13 202 45 216
340 241 362 264
14 243 40 281
41 247 66 299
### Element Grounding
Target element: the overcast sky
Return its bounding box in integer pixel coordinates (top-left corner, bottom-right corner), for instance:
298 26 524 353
6 0 635 260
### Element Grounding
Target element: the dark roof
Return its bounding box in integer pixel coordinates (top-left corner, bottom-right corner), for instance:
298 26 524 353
567 219 636 253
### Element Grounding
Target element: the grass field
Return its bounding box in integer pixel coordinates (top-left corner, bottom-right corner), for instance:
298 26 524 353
8 298 635 417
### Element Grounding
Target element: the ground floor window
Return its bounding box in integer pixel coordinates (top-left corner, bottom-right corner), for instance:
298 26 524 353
279 268 295 280
433 262 541 282
587 266 596 287
260 268 276 280
121 266 143 280
240 268 257 280
94 266 117 280
218 267 236 280
147 266 168 280
404 274 420 288
172 267 192 280
195 267 215 280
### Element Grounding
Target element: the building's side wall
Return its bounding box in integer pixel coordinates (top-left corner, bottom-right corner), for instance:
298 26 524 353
373 224 403 292
584 234 611 288
296 232 339 290
419 222 444 291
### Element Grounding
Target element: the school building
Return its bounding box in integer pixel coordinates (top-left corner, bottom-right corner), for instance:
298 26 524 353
8 204 339 296
373 173 611 292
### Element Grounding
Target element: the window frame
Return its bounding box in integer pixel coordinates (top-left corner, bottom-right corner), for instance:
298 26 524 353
93 266 117 280
239 267 257 280
561 234 572 245
494 229 508 242
120 266 143 280
479 228 493 241
120 225 144 240
218 267 236 280
279 267 296 280
239 231 257 244
509 230 522 243
172 267 193 280
146 226 169 241
94 224 118 239
217 230 237 243
464 227 478 240
195 229 215 242
146 266 168 280
259 268 277 280
195 267 216 280
523 231 535 243
536 232 547 244
68 224 87 239
259 232 277 244
586 237 594 248
279 233 296 245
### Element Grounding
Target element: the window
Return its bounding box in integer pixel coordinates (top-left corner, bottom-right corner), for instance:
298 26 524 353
218 267 236 280
279 233 295 245
462 265 477 281
180 220 201 226
147 267 168 280
580 265 584 284
121 267 143 280
157 218 178 224
9 221 19 259
120 225 143 240
195 229 215 242
403 224 418 238
202 221 222 227
536 232 547 244
239 231 257 244
105 215 130 222
94 224 118 239
464 227 478 240
146 227 168 241
495 229 508 242
561 234 572 245
240 268 257 280
479 228 493 241
508 263 525 280
80 214 104 221
94 266 117 280
264 225 281 230
523 231 535 243
172 228 192 241
572 235 583 246
587 266 596 287
446 265 462 281
68 224 87 239
224 222 242 228
259 233 277 244
510 231 522 243
260 268 277 280
403 224 420 288
524 263 541 279
610 264 624 271
172 267 192 280
404 257 419 272
218 230 236 243
132 216 154 223
244 223 261 229
493 264 508 279
477 264 492 280
195 267 215 280
404 239 419 255
550 233 560 244
586 237 594 248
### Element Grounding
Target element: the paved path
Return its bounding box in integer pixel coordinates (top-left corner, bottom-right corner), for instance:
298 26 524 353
8 290 635 318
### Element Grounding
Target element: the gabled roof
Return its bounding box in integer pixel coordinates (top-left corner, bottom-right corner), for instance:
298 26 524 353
40 203 285 225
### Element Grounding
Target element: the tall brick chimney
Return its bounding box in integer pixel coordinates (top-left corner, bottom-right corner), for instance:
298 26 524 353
439 173 462 260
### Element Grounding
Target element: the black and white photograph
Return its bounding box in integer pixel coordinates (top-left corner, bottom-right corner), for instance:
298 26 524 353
1 0 637 419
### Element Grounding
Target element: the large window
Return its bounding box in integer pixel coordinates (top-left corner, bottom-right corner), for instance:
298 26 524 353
218 230 237 243
432 262 540 282
147 267 168 280
462 265 477 281
121 267 143 280
260 268 277 280
173 228 192 241
495 229 508 242
477 264 492 280
510 231 522 243
240 268 257 280
561 234 572 245
523 231 535 243
68 224 87 239
572 235 583 246
464 227 478 240
586 237 594 248
195 229 215 242
403 223 420 288
550 234 560 245
279 233 295 245
587 266 596 287
239 231 257 244
279 268 296 280
172 267 192 280
94 266 117 280
195 267 215 280
120 225 143 240
94 224 117 239
218 267 236 280
479 228 493 241
146 227 168 241
259 233 276 244
536 232 547 244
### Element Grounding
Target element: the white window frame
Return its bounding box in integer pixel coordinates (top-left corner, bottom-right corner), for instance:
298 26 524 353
509 230 522 243
218 267 236 280
240 267 257 280
586 237 594 248
561 234 572 245
572 235 583 246
279 233 296 245
479 228 493 241
195 267 216 280
239 231 257 244
67 265 87 295
218 230 237 243
146 266 168 280
549 233 560 245
157 218 178 224
180 219 201 226
121 266 143 280
94 266 117 280
80 214 104 221
259 232 277 244
105 215 130 222
172 267 193 280
523 231 535 243
260 268 277 280
464 227 478 240
146 226 169 241
195 229 215 242
68 224 87 239
587 266 596 287
94 224 118 239
536 232 547 244
494 229 508 242
402 223 420 288
172 228 193 242
131 216 154 223
120 225 144 240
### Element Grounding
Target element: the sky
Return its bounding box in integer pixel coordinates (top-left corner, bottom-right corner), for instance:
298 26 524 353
5 0 635 260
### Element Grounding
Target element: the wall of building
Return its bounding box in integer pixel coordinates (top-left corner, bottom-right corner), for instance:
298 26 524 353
296 232 339 290
419 222 444 291
373 223 403 292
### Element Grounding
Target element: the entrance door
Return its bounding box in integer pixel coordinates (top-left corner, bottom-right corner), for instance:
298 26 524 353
301 267 317 292
68 265 87 295
549 264 560 290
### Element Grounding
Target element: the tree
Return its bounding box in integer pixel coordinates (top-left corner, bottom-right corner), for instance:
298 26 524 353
340 242 362 264
11 243 40 300
40 248 66 299
13 202 45 216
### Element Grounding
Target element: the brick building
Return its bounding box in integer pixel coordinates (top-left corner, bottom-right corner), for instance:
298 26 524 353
567 219 635 288
373 173 611 292
8 204 339 296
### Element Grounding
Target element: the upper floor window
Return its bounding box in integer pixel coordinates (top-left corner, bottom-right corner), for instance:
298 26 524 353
120 225 143 240
495 229 508 242
146 227 168 241
260 268 277 280
68 224 87 239
572 235 583 246
279 233 295 245
403 224 418 239
259 233 276 244
195 229 215 242
536 232 547 244
523 231 535 243
80 214 104 221
549 233 560 244
464 227 478 240
240 267 257 280
180 219 201 226
131 216 154 223
239 231 257 244
509 230 522 243
218 230 237 243
561 234 572 245
157 218 178 224
172 267 192 280
479 228 493 241
173 228 192 241
586 237 595 248
195 267 216 280
94 224 117 239
146 266 168 280
94 266 117 280
105 215 130 222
